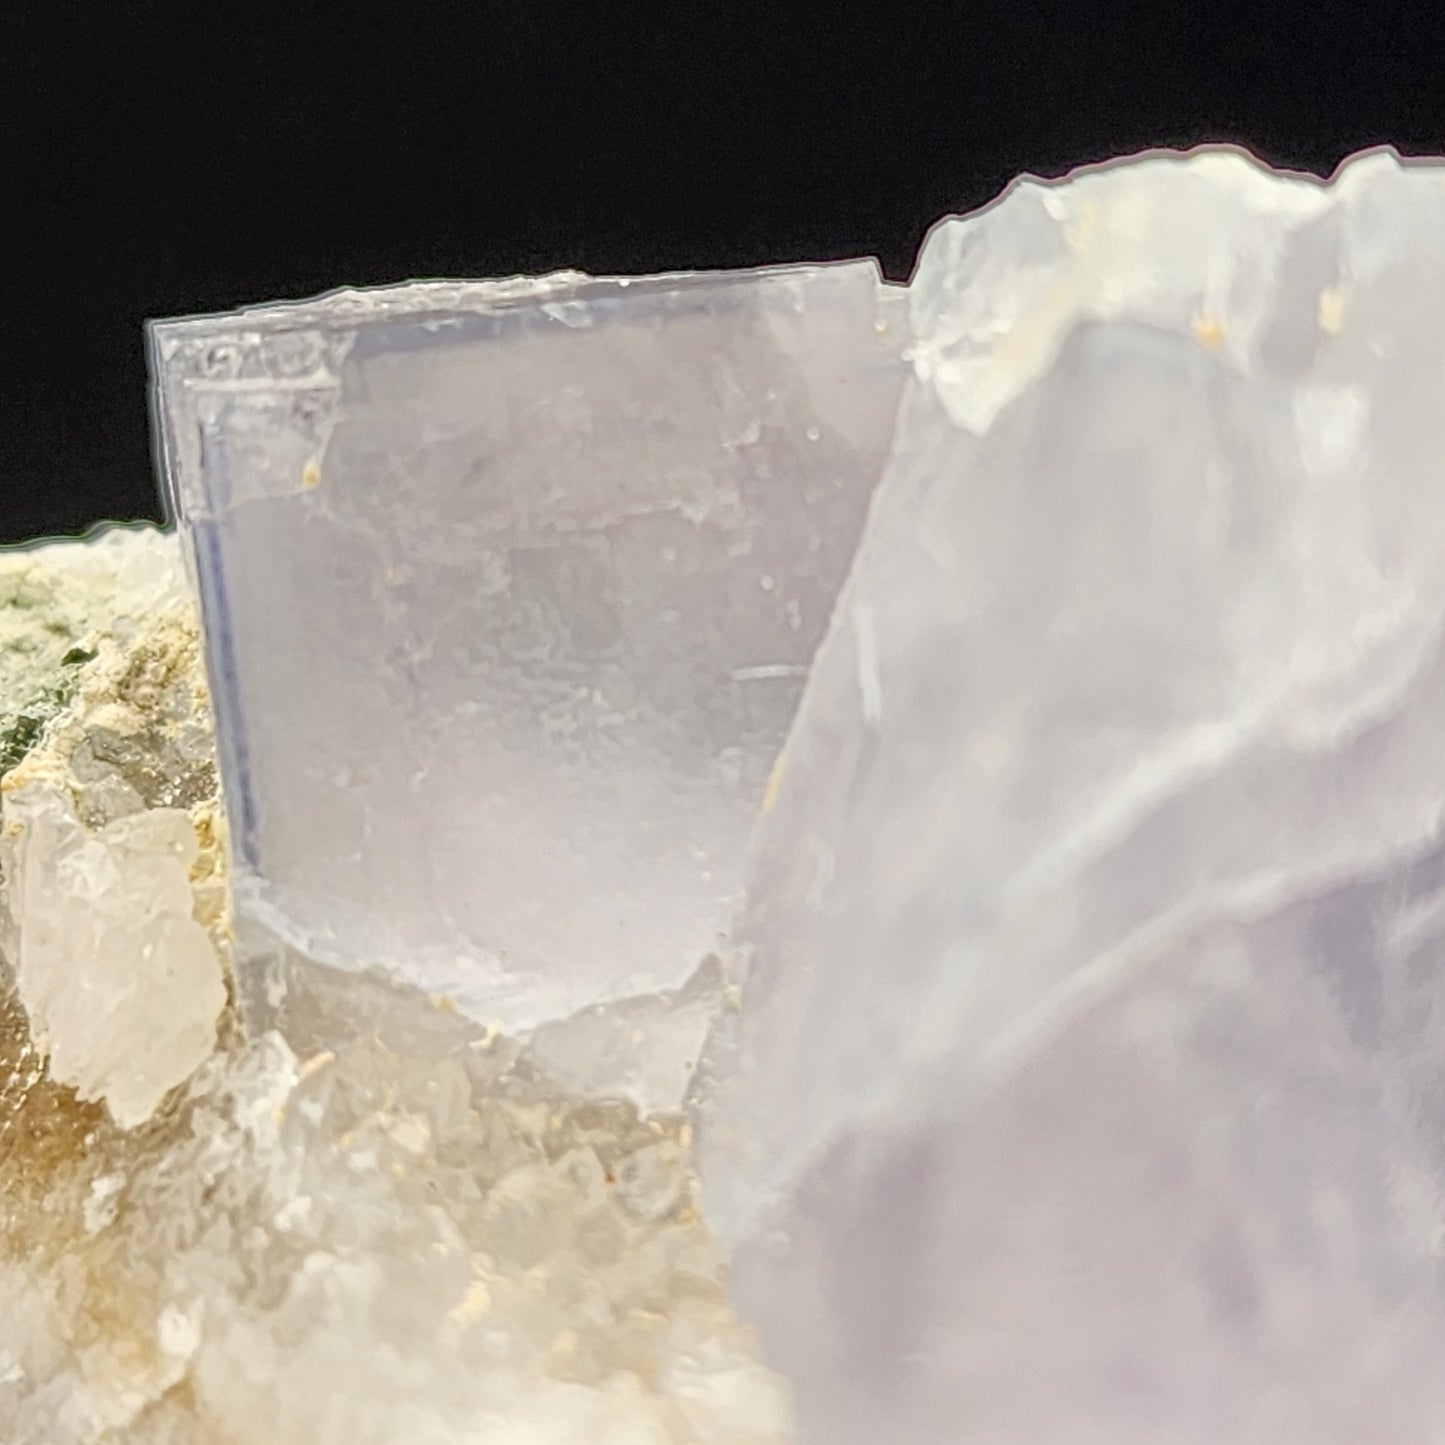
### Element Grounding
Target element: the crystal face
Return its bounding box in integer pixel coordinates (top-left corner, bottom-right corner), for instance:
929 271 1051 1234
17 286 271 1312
692 148 1445 1442
150 266 907 1082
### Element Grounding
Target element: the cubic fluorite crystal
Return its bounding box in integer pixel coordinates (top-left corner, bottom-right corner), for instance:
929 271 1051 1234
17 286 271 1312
149 267 907 1105
6 144 1445 1444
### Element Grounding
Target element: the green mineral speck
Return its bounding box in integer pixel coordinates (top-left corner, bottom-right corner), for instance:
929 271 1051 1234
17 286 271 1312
0 717 41 775
0 610 84 782
0 680 77 779
0 556 96 780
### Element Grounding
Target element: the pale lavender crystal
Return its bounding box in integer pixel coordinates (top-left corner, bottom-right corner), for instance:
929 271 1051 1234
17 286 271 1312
149 265 906 1086
691 148 1445 1443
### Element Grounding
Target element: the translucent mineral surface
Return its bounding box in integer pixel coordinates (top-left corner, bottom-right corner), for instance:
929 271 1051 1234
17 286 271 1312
693 149 1445 1441
150 267 907 1100
0 529 226 1128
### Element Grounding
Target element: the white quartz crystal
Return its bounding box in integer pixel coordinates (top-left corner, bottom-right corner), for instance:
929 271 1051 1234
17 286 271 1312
0 528 226 1127
2 790 224 1129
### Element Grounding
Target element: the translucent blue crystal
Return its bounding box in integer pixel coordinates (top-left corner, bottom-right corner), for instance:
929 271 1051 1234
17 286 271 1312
150 265 906 1077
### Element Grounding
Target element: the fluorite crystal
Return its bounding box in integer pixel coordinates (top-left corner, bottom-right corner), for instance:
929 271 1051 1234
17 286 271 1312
7 144 1445 1444
694 148 1445 1442
149 267 907 1105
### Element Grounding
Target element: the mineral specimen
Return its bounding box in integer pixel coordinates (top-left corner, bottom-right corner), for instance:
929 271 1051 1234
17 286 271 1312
7 143 1445 1445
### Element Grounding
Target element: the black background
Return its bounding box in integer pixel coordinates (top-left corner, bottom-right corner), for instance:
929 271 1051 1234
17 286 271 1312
4 1 1443 544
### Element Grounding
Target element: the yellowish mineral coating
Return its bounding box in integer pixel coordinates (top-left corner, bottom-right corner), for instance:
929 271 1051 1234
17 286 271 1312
0 1001 793 1443
760 745 788 814
1190 312 1225 350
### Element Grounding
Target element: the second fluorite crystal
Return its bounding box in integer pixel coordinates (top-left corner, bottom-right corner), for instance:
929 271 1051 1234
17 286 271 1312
695 148 1445 1443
